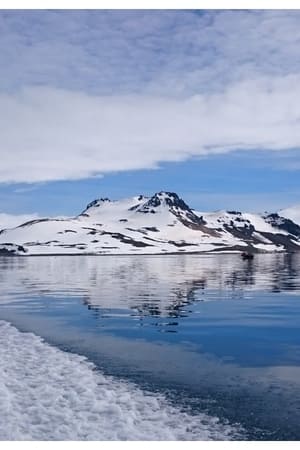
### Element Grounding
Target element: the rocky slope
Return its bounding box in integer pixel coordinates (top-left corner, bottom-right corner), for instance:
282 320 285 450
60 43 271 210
0 192 299 255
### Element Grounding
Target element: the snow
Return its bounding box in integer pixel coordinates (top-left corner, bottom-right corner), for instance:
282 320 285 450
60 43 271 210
0 195 242 255
0 192 299 255
0 213 41 231
0 320 241 440
198 210 280 235
251 232 273 244
252 243 281 252
81 196 147 220
280 205 300 226
243 213 281 234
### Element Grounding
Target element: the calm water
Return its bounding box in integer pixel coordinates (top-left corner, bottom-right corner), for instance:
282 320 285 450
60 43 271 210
1 253 300 440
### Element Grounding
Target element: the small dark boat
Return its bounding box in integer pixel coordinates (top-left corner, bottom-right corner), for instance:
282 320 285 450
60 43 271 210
241 252 254 260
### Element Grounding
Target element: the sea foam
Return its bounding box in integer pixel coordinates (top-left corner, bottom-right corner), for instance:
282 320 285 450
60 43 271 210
0 320 241 440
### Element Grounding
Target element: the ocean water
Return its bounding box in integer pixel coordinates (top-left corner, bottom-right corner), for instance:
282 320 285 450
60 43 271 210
0 253 300 440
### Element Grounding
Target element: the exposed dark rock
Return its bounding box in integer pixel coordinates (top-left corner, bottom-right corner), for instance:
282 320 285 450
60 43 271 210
100 231 153 247
86 198 110 209
126 227 148 235
54 243 87 248
101 246 119 249
0 243 27 254
57 229 78 234
168 240 198 247
136 191 220 238
0 248 16 255
128 204 140 211
18 218 50 227
264 213 300 238
223 223 258 242
138 192 191 212
142 226 159 232
260 232 300 251
143 236 161 242
227 211 242 215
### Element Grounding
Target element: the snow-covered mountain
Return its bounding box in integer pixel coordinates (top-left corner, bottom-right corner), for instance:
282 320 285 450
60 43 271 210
0 192 300 255
279 205 300 226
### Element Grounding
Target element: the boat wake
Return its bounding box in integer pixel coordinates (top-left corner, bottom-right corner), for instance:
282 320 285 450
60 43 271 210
0 320 242 440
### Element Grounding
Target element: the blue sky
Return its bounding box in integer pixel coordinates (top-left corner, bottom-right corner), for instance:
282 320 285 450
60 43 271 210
1 9 300 222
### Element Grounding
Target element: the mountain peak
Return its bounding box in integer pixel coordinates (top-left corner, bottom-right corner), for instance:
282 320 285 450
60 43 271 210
133 191 213 232
1 191 300 255
139 191 191 211
86 198 111 209
79 198 111 216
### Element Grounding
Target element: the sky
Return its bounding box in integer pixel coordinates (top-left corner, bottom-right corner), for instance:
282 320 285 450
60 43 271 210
1 9 300 225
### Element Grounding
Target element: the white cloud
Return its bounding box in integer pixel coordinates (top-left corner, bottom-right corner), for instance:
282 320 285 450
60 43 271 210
1 10 300 184
0 213 41 230
1 10 300 96
1 75 300 183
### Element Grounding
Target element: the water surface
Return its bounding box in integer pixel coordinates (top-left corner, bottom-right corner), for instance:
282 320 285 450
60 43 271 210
0 253 300 440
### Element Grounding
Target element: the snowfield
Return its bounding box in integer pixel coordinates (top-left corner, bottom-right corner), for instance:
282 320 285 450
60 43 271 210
0 320 242 440
0 192 299 255
280 205 300 226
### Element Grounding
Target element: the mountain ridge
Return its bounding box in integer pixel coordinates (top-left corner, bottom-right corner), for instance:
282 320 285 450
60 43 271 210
0 191 300 255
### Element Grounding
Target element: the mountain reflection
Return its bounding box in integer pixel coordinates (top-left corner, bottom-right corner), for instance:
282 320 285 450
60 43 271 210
0 254 299 323
1 254 300 440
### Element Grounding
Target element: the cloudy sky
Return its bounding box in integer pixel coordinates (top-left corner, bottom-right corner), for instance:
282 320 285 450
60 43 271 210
1 9 300 224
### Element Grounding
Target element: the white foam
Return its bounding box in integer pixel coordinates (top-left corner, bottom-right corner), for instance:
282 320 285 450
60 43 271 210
0 320 241 440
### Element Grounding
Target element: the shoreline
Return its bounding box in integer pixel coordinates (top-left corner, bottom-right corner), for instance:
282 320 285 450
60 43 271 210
1 250 298 257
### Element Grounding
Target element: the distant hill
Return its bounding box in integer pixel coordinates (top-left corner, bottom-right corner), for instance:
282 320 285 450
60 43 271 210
0 192 300 255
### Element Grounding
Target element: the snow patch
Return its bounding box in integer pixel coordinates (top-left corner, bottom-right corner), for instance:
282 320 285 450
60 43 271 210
280 205 300 226
0 213 42 231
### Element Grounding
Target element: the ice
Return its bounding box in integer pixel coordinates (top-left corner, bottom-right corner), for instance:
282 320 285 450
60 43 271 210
0 320 241 440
